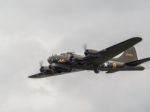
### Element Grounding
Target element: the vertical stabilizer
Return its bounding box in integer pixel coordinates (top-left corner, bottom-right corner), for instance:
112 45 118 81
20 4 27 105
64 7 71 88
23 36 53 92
112 47 138 63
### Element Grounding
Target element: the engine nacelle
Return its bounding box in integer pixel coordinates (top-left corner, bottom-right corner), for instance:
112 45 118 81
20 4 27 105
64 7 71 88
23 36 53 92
84 49 99 56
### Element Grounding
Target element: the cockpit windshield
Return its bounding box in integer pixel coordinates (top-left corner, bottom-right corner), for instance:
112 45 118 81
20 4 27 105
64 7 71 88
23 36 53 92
47 52 73 64
48 55 60 63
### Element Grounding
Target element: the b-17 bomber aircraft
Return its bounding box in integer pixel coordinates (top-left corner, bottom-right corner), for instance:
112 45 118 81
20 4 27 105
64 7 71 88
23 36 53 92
29 37 150 78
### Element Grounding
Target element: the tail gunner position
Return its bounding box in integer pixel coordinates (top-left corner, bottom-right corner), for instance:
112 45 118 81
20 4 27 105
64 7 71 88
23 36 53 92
29 37 150 78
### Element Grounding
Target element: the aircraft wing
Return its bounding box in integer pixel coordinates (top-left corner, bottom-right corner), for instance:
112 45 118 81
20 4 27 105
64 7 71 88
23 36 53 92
82 37 142 65
29 69 83 78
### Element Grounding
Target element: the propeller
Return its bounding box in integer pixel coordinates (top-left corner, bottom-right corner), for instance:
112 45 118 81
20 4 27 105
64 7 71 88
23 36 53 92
39 61 44 72
83 44 89 56
39 61 44 67
83 44 87 51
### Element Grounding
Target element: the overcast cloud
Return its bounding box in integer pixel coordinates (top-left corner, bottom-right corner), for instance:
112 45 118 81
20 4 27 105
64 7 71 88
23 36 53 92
0 0 150 112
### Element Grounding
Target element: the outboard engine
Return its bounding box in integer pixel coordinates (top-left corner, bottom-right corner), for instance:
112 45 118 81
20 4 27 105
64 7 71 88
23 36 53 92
84 49 99 56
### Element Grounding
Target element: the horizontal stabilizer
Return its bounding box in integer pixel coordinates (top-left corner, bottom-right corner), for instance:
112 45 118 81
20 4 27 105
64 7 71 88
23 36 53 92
125 58 150 66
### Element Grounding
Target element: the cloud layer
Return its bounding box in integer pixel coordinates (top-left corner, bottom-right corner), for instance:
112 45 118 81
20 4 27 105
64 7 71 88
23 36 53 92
0 0 150 112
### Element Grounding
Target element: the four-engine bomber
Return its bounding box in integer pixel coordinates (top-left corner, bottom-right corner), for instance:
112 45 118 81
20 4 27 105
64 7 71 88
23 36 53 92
29 37 150 78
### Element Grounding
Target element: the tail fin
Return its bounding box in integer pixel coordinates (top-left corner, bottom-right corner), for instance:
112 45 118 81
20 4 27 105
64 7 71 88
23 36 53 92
112 47 138 63
125 58 150 66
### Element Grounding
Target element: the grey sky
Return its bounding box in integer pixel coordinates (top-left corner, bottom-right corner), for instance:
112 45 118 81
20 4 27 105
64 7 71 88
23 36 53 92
0 0 150 112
